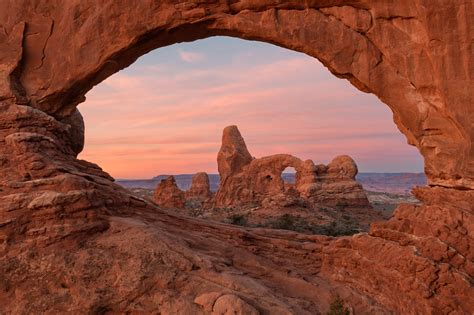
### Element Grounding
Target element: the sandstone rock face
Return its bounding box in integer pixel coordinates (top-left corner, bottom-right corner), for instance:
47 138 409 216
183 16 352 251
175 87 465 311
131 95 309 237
327 155 358 179
186 172 212 200
214 126 371 210
0 1 472 314
217 125 253 182
298 155 371 209
154 176 186 209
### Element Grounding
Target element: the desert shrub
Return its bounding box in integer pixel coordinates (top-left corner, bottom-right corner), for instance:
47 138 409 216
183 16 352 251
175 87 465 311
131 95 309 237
229 214 247 226
311 221 359 237
341 214 351 221
327 295 350 315
272 214 296 230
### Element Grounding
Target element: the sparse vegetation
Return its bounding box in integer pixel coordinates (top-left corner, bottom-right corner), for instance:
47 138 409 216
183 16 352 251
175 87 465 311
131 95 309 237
272 214 296 230
266 214 360 236
311 221 360 237
229 214 247 226
327 295 350 315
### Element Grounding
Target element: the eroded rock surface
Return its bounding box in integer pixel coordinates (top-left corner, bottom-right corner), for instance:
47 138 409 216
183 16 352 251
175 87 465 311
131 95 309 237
0 1 472 314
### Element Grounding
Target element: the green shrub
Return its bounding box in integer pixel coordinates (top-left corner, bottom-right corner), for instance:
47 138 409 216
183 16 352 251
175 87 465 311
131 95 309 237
272 214 296 230
327 295 350 315
229 214 247 226
311 221 359 237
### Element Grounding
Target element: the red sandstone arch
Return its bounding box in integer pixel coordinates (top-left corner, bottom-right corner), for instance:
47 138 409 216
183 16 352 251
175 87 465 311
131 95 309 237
1 1 472 189
0 1 472 314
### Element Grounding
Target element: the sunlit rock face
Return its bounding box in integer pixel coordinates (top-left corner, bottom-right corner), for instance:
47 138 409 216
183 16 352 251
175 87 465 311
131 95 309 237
214 126 371 210
0 1 472 314
185 172 213 207
154 176 186 209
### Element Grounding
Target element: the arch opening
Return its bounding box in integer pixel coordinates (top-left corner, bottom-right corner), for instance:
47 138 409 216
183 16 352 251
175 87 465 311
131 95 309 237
79 36 424 236
282 167 296 185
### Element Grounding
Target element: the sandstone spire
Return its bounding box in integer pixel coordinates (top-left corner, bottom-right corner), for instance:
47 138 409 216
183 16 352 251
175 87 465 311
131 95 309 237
154 176 186 209
217 125 253 181
186 172 212 201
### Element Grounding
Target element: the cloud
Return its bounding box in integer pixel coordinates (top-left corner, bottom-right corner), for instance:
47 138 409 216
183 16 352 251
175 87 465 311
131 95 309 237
178 49 205 63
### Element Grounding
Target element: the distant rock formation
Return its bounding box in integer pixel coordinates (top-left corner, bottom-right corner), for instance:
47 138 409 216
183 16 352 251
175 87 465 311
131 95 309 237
214 126 371 210
154 126 371 212
185 172 213 207
298 155 371 209
154 176 185 209
153 126 372 224
217 125 254 182
154 172 213 209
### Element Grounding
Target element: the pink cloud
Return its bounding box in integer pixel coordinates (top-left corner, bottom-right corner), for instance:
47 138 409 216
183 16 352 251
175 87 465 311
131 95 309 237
178 49 205 63
79 49 421 178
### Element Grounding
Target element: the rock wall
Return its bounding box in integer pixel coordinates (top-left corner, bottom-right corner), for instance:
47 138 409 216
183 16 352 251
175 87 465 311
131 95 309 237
0 1 472 314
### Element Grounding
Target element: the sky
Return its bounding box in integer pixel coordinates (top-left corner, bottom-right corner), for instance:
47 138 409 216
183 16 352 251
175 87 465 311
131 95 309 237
78 36 423 179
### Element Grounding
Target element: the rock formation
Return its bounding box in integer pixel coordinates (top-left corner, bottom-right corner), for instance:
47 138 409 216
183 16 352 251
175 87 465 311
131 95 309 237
185 172 213 207
0 1 472 314
186 172 212 200
154 176 186 209
214 126 371 210
217 125 254 182
154 173 213 210
298 155 372 209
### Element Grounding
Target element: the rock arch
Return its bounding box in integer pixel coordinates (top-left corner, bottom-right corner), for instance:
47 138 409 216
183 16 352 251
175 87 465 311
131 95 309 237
1 1 472 188
0 1 472 314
